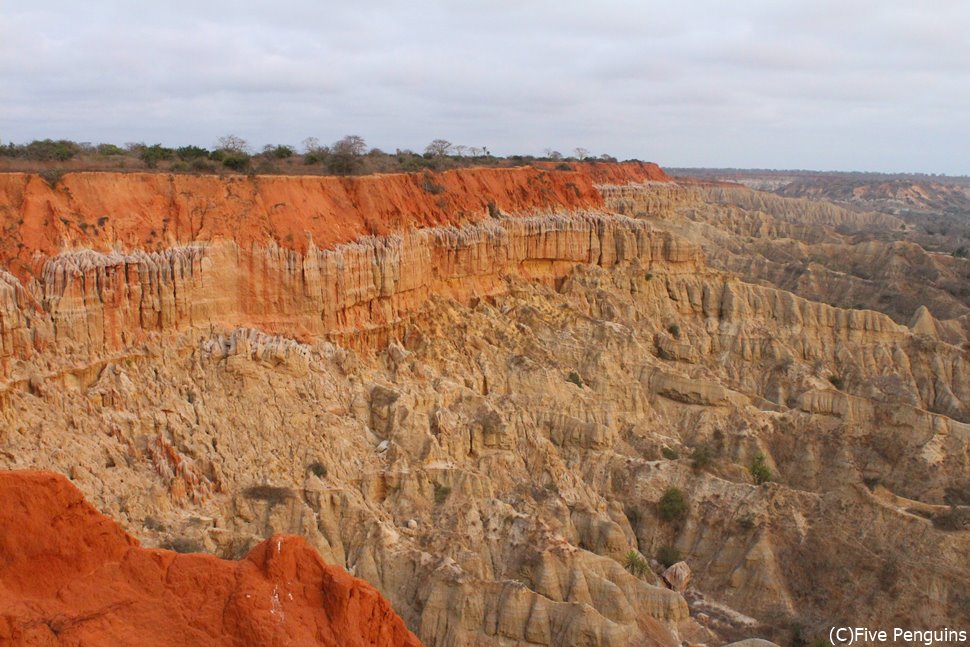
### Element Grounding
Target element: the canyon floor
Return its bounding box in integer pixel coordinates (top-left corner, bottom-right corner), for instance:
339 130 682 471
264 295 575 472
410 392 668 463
1 164 968 646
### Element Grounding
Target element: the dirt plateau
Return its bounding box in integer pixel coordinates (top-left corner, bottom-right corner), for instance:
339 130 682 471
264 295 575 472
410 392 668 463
1 162 968 647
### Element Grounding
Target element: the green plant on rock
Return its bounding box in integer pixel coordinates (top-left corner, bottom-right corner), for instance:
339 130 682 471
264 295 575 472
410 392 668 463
656 545 681 568
661 446 679 460
434 484 452 505
566 371 584 388
658 486 688 522
750 452 772 485
691 443 715 470
624 550 649 578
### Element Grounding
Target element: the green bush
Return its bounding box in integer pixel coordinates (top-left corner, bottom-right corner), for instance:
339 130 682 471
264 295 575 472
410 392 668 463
656 544 681 568
566 371 584 388
661 446 679 460
177 145 210 161
190 159 215 172
691 443 715 470
139 144 174 168
434 484 452 505
23 139 81 161
667 323 681 338
624 550 649 577
96 143 126 156
265 144 294 159
326 152 362 175
222 153 251 171
658 487 688 522
750 452 772 485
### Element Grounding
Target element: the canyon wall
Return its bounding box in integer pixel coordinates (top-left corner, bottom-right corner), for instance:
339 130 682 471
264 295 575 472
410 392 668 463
3 167 968 646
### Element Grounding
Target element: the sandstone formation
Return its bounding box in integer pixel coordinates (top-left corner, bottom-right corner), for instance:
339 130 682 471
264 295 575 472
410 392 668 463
605 182 970 329
2 164 968 647
0 470 421 647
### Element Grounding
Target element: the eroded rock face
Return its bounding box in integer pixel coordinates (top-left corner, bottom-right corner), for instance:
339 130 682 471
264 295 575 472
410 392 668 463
0 470 422 647
0 212 700 377
2 168 968 647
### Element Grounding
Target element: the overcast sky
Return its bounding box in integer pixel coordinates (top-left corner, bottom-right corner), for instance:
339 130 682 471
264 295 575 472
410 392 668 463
2 1 968 174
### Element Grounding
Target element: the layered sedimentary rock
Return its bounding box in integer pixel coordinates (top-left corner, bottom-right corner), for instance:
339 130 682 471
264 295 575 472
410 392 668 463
605 182 970 327
0 470 421 647
2 165 969 647
0 212 699 378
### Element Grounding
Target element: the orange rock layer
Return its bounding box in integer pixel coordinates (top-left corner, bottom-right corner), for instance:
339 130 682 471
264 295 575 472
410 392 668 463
0 470 423 647
0 162 668 280
0 163 682 376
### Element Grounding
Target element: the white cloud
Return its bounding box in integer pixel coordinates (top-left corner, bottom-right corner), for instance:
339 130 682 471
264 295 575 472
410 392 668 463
1 0 968 173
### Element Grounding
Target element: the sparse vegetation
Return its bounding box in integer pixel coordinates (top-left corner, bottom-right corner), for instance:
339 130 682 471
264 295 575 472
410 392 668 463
421 174 446 195
143 515 166 531
263 144 294 159
566 371 584 388
138 144 175 169
162 537 203 553
690 443 715 470
221 152 251 171
658 486 688 522
828 374 844 390
933 505 968 531
242 484 293 505
750 452 772 485
424 139 453 157
0 136 639 178
624 550 649 577
176 145 210 161
661 446 679 460
40 169 66 187
307 461 327 478
667 323 681 339
656 545 681 568
433 484 452 505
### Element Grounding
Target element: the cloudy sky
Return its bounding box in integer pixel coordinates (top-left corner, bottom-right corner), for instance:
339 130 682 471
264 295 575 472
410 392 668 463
2 1 968 173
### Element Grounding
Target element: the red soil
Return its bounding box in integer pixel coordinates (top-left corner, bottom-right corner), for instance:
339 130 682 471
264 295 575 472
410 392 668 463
0 471 422 647
0 162 668 281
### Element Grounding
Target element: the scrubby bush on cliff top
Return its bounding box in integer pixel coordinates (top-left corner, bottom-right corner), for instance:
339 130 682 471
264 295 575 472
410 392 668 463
0 134 651 178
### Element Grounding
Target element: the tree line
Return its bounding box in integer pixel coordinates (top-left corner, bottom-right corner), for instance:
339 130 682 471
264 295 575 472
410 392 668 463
0 135 624 177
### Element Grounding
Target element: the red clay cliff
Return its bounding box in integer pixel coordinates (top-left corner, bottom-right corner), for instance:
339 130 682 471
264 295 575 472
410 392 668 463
0 470 423 647
0 162 668 281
